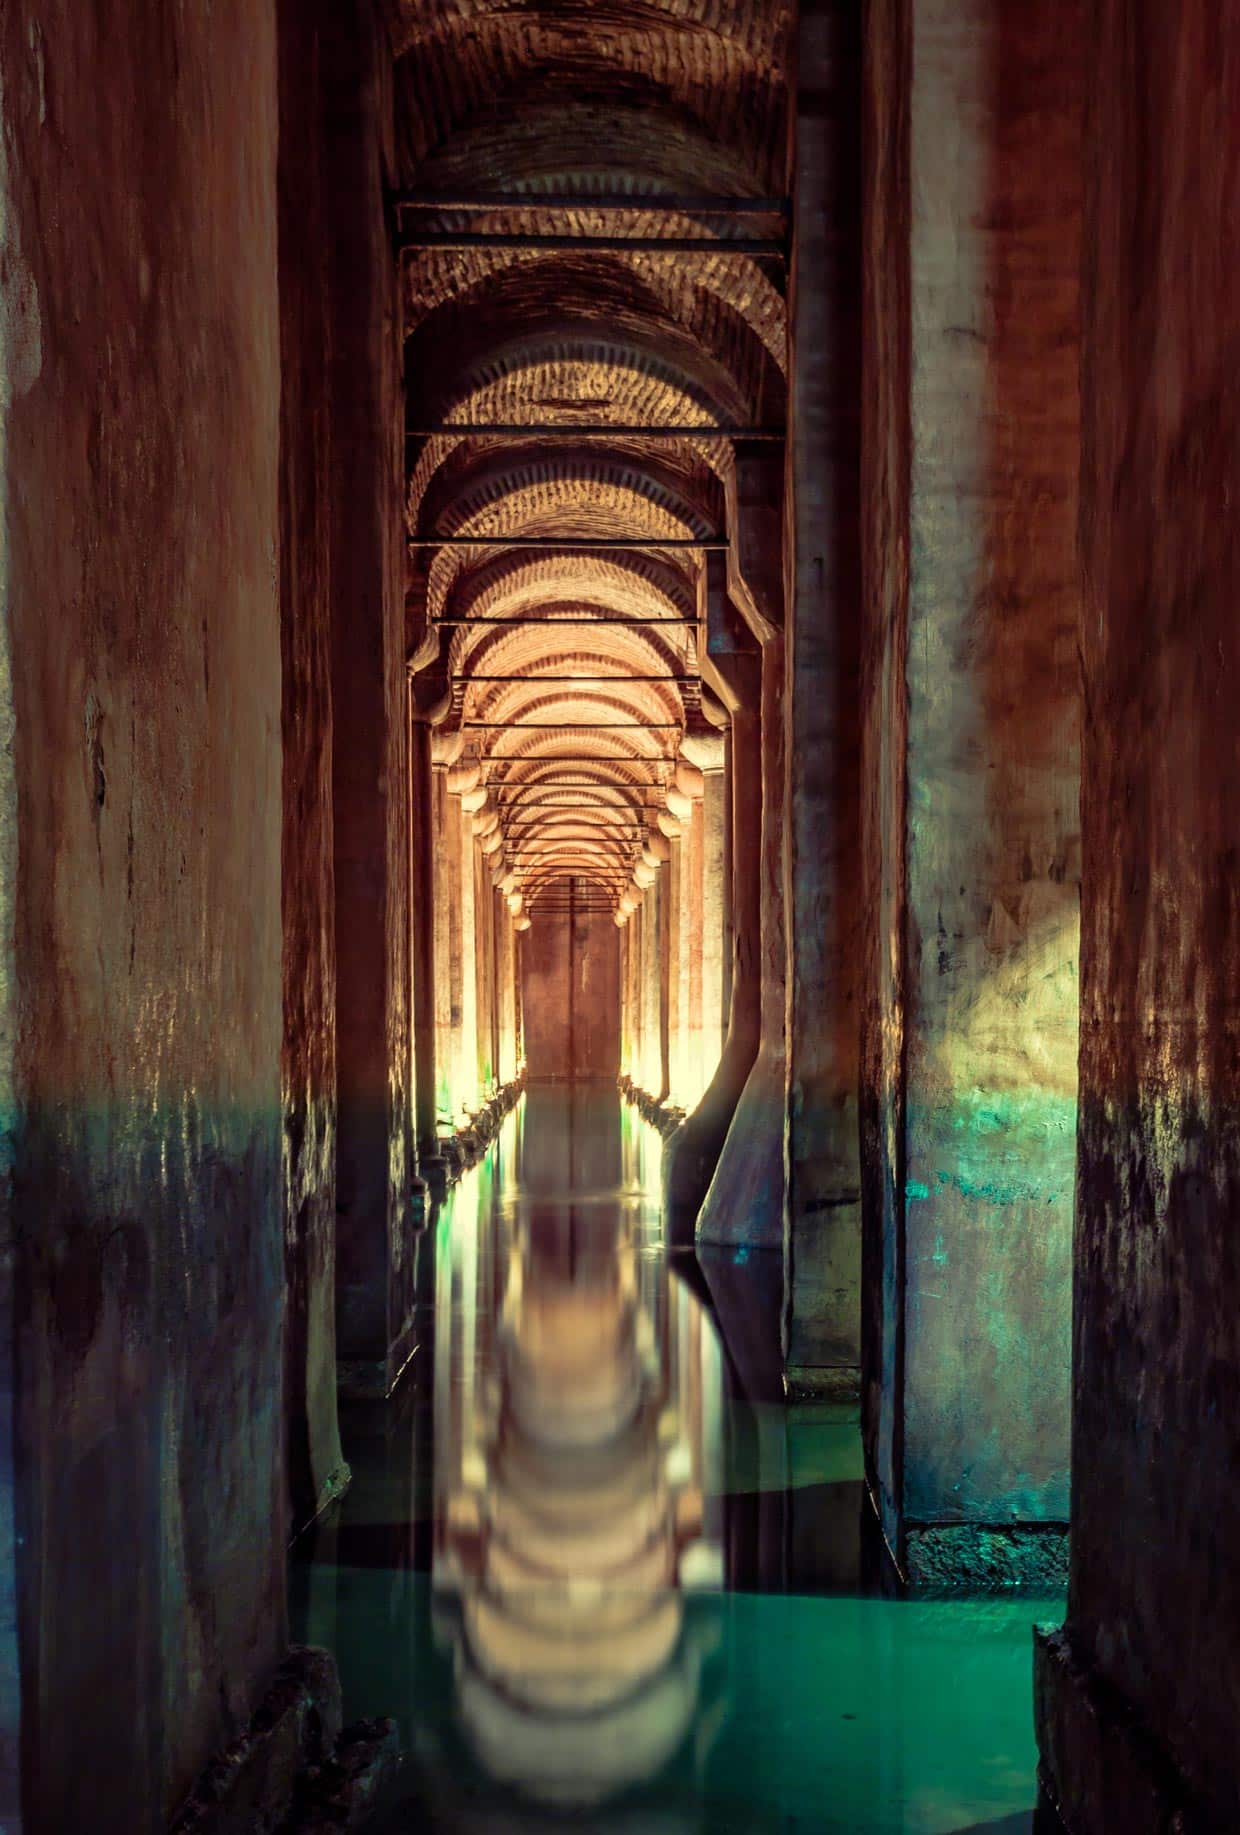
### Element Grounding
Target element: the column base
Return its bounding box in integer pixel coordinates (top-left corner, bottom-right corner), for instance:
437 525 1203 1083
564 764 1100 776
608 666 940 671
905 1521 1069 1593
170 1646 398 1833
1035 1627 1206 1835
417 1149 448 1201
859 1484 1068 1594
409 1174 428 1231
695 1046 785 1250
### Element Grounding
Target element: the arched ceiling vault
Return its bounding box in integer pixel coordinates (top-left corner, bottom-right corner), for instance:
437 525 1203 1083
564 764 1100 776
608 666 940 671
399 0 790 918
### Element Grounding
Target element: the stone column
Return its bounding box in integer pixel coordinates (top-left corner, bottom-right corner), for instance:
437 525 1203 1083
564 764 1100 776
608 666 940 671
432 770 458 1131
861 0 1081 1583
328 3 417 1391
1036 3 1240 1824
721 728 734 1025
784 0 864 1387
682 798 703 1106
512 919 524 1073
629 901 648 1088
409 709 444 1194
663 610 762 1242
496 902 517 1087
458 807 478 1118
276 0 347 1530
2 0 291 1816
623 909 642 1086
641 880 664 1098
472 859 490 1094
700 765 726 1083
664 836 683 1103
696 617 786 1249
474 842 495 1097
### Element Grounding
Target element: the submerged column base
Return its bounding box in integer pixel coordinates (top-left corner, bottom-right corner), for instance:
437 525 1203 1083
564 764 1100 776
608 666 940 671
170 1646 398 1834
1035 1627 1207 1835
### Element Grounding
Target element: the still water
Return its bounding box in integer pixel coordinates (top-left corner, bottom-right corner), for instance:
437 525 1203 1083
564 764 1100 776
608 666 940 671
291 1086 1059 1833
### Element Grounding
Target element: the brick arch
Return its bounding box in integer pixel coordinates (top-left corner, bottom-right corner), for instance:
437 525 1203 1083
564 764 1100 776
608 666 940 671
418 447 722 543
390 5 790 184
401 1 789 914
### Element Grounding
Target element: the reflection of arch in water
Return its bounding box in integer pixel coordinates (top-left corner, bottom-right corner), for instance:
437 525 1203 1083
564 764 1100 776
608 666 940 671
431 1088 724 1810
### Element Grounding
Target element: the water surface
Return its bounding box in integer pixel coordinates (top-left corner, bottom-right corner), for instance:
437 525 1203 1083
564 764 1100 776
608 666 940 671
292 1086 1058 1833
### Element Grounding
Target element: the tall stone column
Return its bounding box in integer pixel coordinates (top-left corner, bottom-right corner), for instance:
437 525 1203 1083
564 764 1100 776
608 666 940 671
697 625 786 1249
328 2 416 1394
477 860 498 1094
663 582 762 1243
700 766 727 1082
2 0 292 1815
276 0 347 1530
784 0 864 1387
617 919 632 1079
684 791 705 1106
1037 4 1240 1824
458 808 479 1118
432 769 458 1130
512 918 524 1073
496 901 518 1087
664 835 684 1103
409 707 444 1195
692 450 787 1253
861 0 1081 1582
649 877 667 1101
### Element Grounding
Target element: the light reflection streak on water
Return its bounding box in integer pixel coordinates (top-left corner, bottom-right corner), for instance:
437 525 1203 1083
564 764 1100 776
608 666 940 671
293 1084 1059 1834
431 1085 725 1809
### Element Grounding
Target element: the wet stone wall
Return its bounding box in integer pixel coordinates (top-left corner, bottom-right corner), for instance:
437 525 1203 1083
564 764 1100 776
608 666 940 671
0 0 286 1823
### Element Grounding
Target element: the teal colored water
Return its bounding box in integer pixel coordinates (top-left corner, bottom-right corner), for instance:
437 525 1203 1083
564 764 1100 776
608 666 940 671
291 1087 1060 1834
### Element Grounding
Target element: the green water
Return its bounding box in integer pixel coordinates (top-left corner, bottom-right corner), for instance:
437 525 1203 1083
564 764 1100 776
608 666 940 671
291 1088 1060 1833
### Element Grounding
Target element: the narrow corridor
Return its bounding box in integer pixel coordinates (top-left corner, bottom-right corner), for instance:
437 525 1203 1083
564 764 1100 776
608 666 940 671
293 1089 1060 1834
5 0 1239 1827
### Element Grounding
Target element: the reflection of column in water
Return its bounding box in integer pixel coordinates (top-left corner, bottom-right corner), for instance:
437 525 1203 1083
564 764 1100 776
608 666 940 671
432 1103 727 1812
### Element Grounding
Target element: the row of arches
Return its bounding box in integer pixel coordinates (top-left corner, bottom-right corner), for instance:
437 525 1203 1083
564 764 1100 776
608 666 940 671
398 0 791 1144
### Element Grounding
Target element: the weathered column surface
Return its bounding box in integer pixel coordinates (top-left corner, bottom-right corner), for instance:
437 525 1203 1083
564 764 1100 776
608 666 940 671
700 766 727 1078
328 0 415 1398
665 835 684 1101
458 808 479 1117
694 450 788 1252
277 0 348 1534
435 771 465 1126
496 898 518 1087
684 788 706 1107
662 605 761 1244
1 0 286 1823
1036 3 1240 1827
784 0 865 1387
861 0 1081 1584
408 709 444 1199
474 841 496 1096
697 610 786 1250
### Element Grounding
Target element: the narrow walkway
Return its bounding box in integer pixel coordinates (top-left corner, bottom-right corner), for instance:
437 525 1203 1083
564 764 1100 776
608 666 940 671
292 1089 1058 1833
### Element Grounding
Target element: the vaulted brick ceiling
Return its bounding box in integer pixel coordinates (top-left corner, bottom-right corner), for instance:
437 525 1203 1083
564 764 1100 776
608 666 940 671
400 0 789 920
